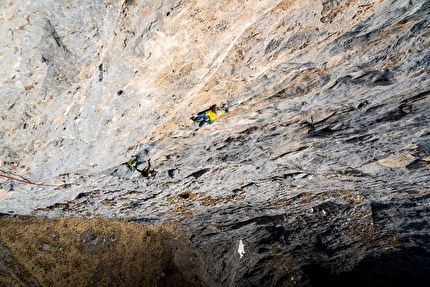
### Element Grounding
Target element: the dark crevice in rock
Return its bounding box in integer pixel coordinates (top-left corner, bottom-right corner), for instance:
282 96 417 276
98 64 103 82
186 169 210 179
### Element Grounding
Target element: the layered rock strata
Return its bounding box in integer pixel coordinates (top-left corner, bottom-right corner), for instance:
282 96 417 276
1 0 430 285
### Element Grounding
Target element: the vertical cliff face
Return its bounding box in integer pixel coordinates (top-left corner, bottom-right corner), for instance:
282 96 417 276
2 0 427 182
1 0 430 286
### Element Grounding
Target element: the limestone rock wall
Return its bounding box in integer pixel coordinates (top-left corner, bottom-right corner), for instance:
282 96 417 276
1 0 429 181
0 0 430 286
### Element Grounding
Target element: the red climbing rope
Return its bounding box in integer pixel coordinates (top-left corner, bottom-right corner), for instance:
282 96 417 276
0 164 123 188
0 174 65 187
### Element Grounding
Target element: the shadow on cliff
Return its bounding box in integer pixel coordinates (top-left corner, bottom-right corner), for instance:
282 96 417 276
301 246 430 287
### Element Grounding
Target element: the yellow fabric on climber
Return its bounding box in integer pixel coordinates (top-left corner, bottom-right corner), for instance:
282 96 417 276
205 109 226 121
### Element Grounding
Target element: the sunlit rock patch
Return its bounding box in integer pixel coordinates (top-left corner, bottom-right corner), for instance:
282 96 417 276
1 0 429 285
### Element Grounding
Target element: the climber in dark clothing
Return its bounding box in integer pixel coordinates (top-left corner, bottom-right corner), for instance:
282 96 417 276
140 159 155 178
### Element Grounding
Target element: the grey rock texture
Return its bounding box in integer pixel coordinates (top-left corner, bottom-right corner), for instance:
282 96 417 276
1 0 430 285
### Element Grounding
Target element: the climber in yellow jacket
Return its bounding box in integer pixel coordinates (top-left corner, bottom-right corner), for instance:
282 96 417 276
192 103 229 127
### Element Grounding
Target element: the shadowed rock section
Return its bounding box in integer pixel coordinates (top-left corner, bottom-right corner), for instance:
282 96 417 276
0 0 429 286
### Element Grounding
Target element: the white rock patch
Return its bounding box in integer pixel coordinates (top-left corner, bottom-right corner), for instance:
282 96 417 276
238 240 245 258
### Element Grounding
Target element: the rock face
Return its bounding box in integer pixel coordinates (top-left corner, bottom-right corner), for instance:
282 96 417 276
1 0 430 285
